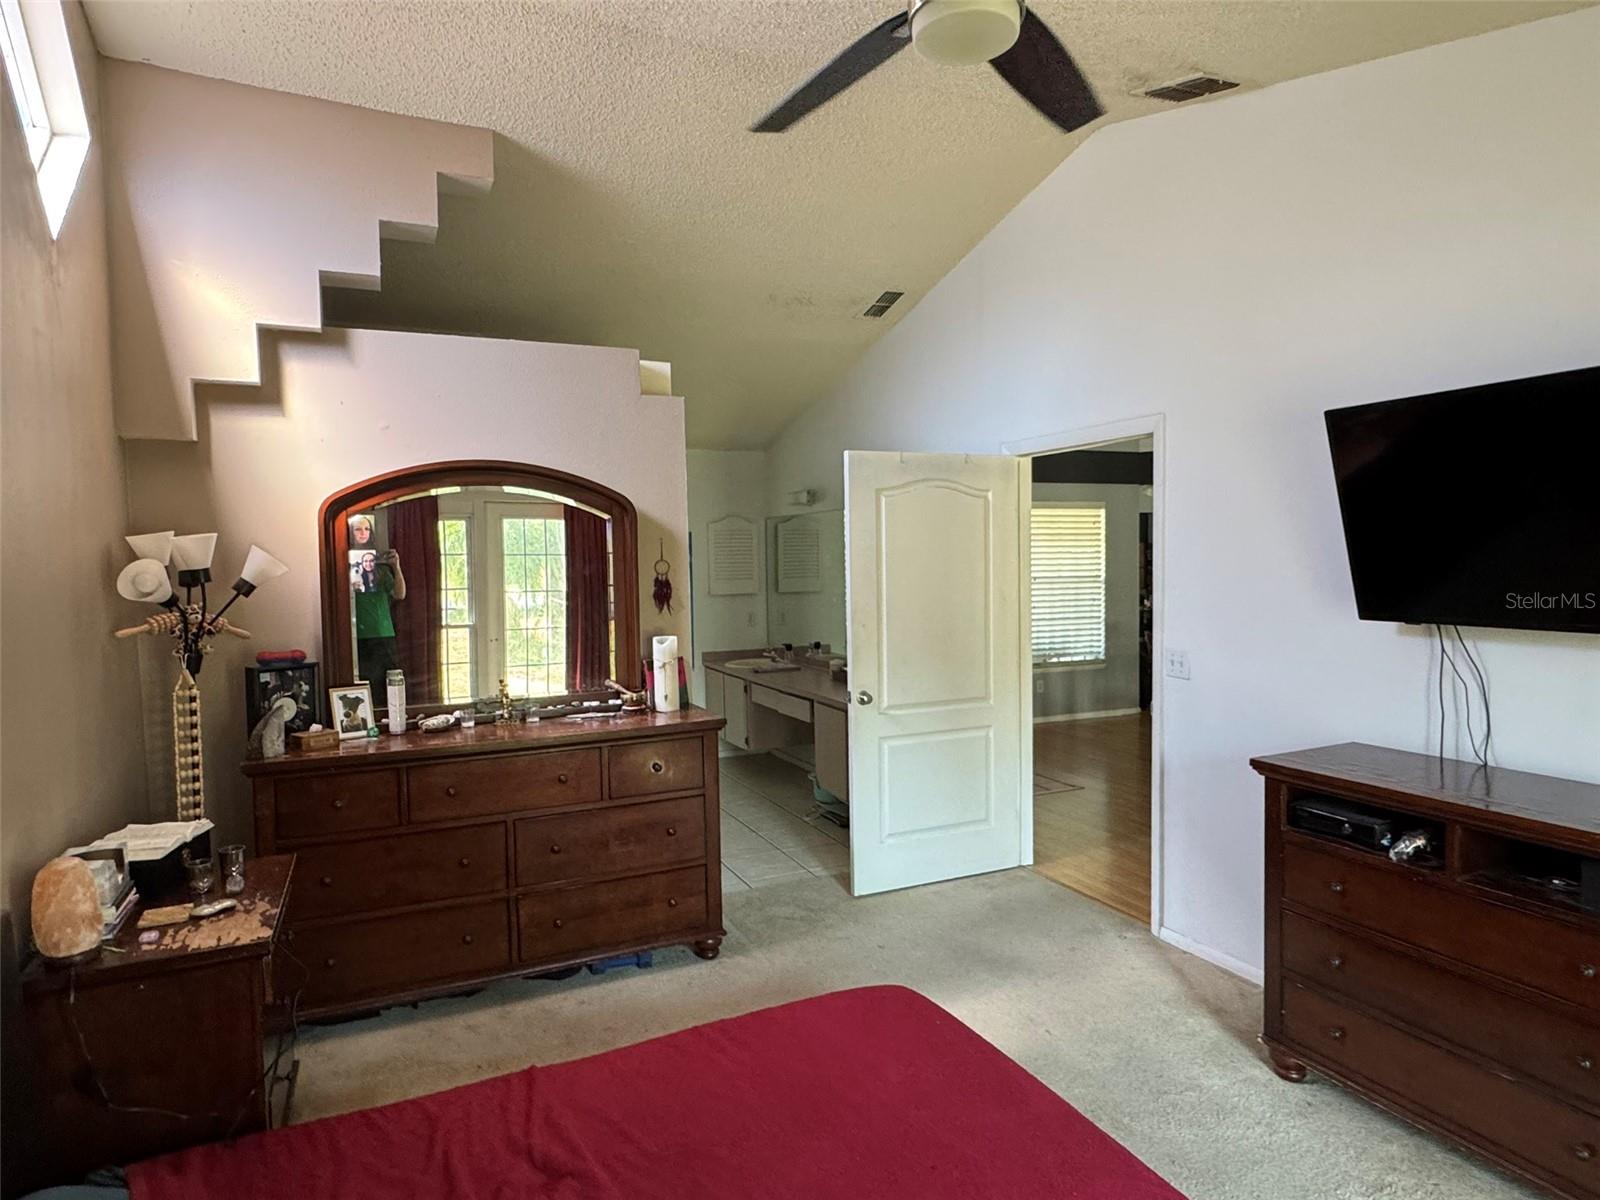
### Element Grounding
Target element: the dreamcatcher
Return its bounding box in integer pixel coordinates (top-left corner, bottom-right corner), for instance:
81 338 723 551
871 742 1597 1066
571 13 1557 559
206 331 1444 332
652 541 673 613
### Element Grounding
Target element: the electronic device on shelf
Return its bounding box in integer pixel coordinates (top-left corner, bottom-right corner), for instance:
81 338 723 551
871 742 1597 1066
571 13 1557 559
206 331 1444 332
1289 795 1397 852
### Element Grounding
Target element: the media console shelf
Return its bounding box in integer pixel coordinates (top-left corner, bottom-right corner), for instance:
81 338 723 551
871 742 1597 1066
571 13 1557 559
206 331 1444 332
1254 743 1599 1200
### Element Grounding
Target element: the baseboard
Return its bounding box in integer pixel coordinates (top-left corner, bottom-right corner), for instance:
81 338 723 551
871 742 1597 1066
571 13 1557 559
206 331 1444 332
1033 707 1143 725
1157 926 1264 987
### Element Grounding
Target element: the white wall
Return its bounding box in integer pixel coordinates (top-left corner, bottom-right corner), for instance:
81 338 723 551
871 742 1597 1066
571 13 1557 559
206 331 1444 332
102 61 493 441
686 449 768 703
766 10 1600 975
124 329 689 846
1032 483 1144 720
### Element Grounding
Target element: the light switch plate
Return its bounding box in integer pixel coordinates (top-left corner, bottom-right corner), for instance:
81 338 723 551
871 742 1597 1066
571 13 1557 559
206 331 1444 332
1164 649 1190 680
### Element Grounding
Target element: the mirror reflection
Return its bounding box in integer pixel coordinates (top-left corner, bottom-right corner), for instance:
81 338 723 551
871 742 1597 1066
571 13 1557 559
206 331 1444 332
765 511 845 653
347 485 614 706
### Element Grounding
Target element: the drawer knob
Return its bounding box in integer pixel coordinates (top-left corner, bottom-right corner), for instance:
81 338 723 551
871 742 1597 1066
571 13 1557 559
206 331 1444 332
458 857 471 868
1574 1144 1595 1162
324 957 337 969
446 786 458 798
550 844 562 854
552 918 564 929
666 826 678 837
1328 881 1345 894
1581 963 1597 980
558 773 569 784
650 760 665 774
332 798 346 810
461 933 474 945
320 875 333 887
1328 955 1344 970
668 898 679 908
1577 1055 1594 1072
1327 1027 1346 1041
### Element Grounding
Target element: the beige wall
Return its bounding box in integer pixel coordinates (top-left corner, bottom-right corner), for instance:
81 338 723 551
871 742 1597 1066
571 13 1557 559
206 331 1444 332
124 328 690 847
1 5 150 1187
101 60 493 442
1 1 148 950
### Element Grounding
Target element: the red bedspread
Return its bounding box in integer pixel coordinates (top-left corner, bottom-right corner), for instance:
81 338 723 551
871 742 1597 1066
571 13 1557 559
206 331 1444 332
129 985 1185 1199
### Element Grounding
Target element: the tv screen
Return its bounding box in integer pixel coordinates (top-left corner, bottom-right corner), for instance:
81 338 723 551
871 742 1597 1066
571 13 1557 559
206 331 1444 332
1325 366 1600 634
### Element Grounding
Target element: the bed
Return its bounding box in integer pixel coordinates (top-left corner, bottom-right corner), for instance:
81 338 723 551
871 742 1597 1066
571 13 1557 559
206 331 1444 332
128 986 1186 1199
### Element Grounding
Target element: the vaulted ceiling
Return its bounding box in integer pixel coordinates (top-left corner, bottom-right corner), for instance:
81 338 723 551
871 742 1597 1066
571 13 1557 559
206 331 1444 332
86 1 1587 447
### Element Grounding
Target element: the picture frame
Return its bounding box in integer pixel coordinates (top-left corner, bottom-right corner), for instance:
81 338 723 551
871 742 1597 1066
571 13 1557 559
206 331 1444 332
244 661 321 739
328 683 375 739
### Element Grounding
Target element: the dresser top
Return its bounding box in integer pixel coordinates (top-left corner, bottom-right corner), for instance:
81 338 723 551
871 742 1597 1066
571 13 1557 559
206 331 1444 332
243 706 724 775
1251 742 1600 841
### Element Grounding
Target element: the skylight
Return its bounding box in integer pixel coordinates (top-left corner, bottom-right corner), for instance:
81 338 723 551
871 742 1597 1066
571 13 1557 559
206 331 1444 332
1 0 89 239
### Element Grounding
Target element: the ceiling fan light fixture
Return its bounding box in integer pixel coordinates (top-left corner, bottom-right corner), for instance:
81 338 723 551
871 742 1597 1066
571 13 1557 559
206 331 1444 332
909 0 1023 67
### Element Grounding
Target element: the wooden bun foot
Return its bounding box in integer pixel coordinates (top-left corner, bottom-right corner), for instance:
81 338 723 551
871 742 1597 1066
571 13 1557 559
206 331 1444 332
692 938 722 961
1267 1045 1308 1083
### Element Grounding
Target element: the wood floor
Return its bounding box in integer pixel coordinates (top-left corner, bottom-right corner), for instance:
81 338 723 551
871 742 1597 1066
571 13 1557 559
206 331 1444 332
1032 712 1151 923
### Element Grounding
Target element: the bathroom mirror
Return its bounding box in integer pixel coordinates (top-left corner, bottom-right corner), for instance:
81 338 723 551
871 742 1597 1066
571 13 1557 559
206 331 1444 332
765 510 846 654
320 461 639 712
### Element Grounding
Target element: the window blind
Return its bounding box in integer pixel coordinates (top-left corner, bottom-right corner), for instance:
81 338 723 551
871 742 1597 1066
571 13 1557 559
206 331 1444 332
1031 505 1107 664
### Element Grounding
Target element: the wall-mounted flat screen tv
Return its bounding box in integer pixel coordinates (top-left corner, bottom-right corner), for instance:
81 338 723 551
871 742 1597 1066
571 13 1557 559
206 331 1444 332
1325 366 1599 634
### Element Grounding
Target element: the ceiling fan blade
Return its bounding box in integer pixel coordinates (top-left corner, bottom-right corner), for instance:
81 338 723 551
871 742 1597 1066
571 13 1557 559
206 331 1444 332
751 13 911 133
989 9 1102 134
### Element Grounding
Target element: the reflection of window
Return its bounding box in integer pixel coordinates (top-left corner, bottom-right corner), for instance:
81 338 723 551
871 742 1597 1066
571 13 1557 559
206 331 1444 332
500 516 567 698
437 517 473 703
1031 504 1106 664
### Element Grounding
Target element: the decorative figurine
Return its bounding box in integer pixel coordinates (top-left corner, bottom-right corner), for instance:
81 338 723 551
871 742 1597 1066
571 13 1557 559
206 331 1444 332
247 693 299 760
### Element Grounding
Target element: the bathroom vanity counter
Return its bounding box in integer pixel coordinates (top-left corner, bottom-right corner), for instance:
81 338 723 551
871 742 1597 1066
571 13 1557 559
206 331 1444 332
703 652 849 712
702 653 849 803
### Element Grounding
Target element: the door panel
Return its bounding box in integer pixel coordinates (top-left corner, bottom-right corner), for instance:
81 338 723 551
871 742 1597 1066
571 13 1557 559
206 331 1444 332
846 452 1025 896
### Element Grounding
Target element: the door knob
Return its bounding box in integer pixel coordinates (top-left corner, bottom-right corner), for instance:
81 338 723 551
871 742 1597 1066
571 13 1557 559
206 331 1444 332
855 690 874 706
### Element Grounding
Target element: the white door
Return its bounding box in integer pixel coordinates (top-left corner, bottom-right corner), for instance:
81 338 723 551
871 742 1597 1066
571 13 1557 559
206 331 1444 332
845 452 1026 896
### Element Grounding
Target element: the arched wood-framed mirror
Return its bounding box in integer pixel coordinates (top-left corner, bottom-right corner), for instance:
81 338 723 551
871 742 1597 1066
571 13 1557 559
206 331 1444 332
319 460 640 715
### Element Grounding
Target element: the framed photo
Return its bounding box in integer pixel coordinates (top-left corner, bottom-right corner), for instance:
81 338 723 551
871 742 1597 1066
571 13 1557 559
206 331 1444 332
244 661 320 739
328 683 375 739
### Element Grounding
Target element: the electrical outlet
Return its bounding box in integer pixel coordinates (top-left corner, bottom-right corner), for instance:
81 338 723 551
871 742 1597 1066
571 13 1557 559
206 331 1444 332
1164 649 1190 680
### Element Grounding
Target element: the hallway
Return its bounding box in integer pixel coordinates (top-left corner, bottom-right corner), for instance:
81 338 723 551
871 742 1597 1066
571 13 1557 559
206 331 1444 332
1032 712 1152 923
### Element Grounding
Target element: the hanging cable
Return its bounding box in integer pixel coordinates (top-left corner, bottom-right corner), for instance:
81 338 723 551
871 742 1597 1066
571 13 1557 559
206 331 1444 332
1452 625 1493 767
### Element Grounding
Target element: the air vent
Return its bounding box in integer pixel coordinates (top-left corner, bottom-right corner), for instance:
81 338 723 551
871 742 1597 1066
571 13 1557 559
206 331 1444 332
861 290 904 319
1143 75 1239 103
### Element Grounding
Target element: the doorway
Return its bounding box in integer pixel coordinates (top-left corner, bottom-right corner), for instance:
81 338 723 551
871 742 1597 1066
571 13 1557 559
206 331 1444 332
1022 435 1156 924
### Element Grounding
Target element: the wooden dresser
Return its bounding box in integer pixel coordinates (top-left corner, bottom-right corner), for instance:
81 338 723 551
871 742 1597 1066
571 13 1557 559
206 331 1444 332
1255 744 1599 1200
246 709 725 1020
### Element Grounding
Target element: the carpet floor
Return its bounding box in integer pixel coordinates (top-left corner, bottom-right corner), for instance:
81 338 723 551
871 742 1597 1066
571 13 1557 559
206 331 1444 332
290 868 1536 1200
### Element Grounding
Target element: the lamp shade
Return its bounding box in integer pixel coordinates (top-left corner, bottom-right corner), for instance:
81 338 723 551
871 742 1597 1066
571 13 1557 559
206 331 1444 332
116 558 174 604
910 0 1022 66
238 544 288 589
169 533 218 572
125 530 175 564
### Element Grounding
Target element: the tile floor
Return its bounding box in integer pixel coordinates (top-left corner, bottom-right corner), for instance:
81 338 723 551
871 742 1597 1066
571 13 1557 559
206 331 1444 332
718 752 851 892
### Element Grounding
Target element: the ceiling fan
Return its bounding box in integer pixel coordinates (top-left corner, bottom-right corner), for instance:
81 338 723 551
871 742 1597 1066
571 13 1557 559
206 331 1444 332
751 0 1101 134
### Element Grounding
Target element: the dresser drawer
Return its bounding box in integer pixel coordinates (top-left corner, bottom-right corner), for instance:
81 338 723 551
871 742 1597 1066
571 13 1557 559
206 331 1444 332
608 737 703 799
515 796 705 886
273 769 400 841
517 867 706 962
1283 841 1600 1011
1282 983 1599 1197
1282 910 1600 1108
290 900 509 1009
408 749 601 823
290 824 507 920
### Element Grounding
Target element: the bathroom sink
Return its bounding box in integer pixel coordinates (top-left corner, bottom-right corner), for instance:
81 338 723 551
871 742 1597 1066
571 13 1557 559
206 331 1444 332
723 658 802 673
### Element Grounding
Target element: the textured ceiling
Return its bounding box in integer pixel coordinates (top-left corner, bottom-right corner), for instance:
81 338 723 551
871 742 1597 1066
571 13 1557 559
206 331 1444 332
86 1 1588 448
